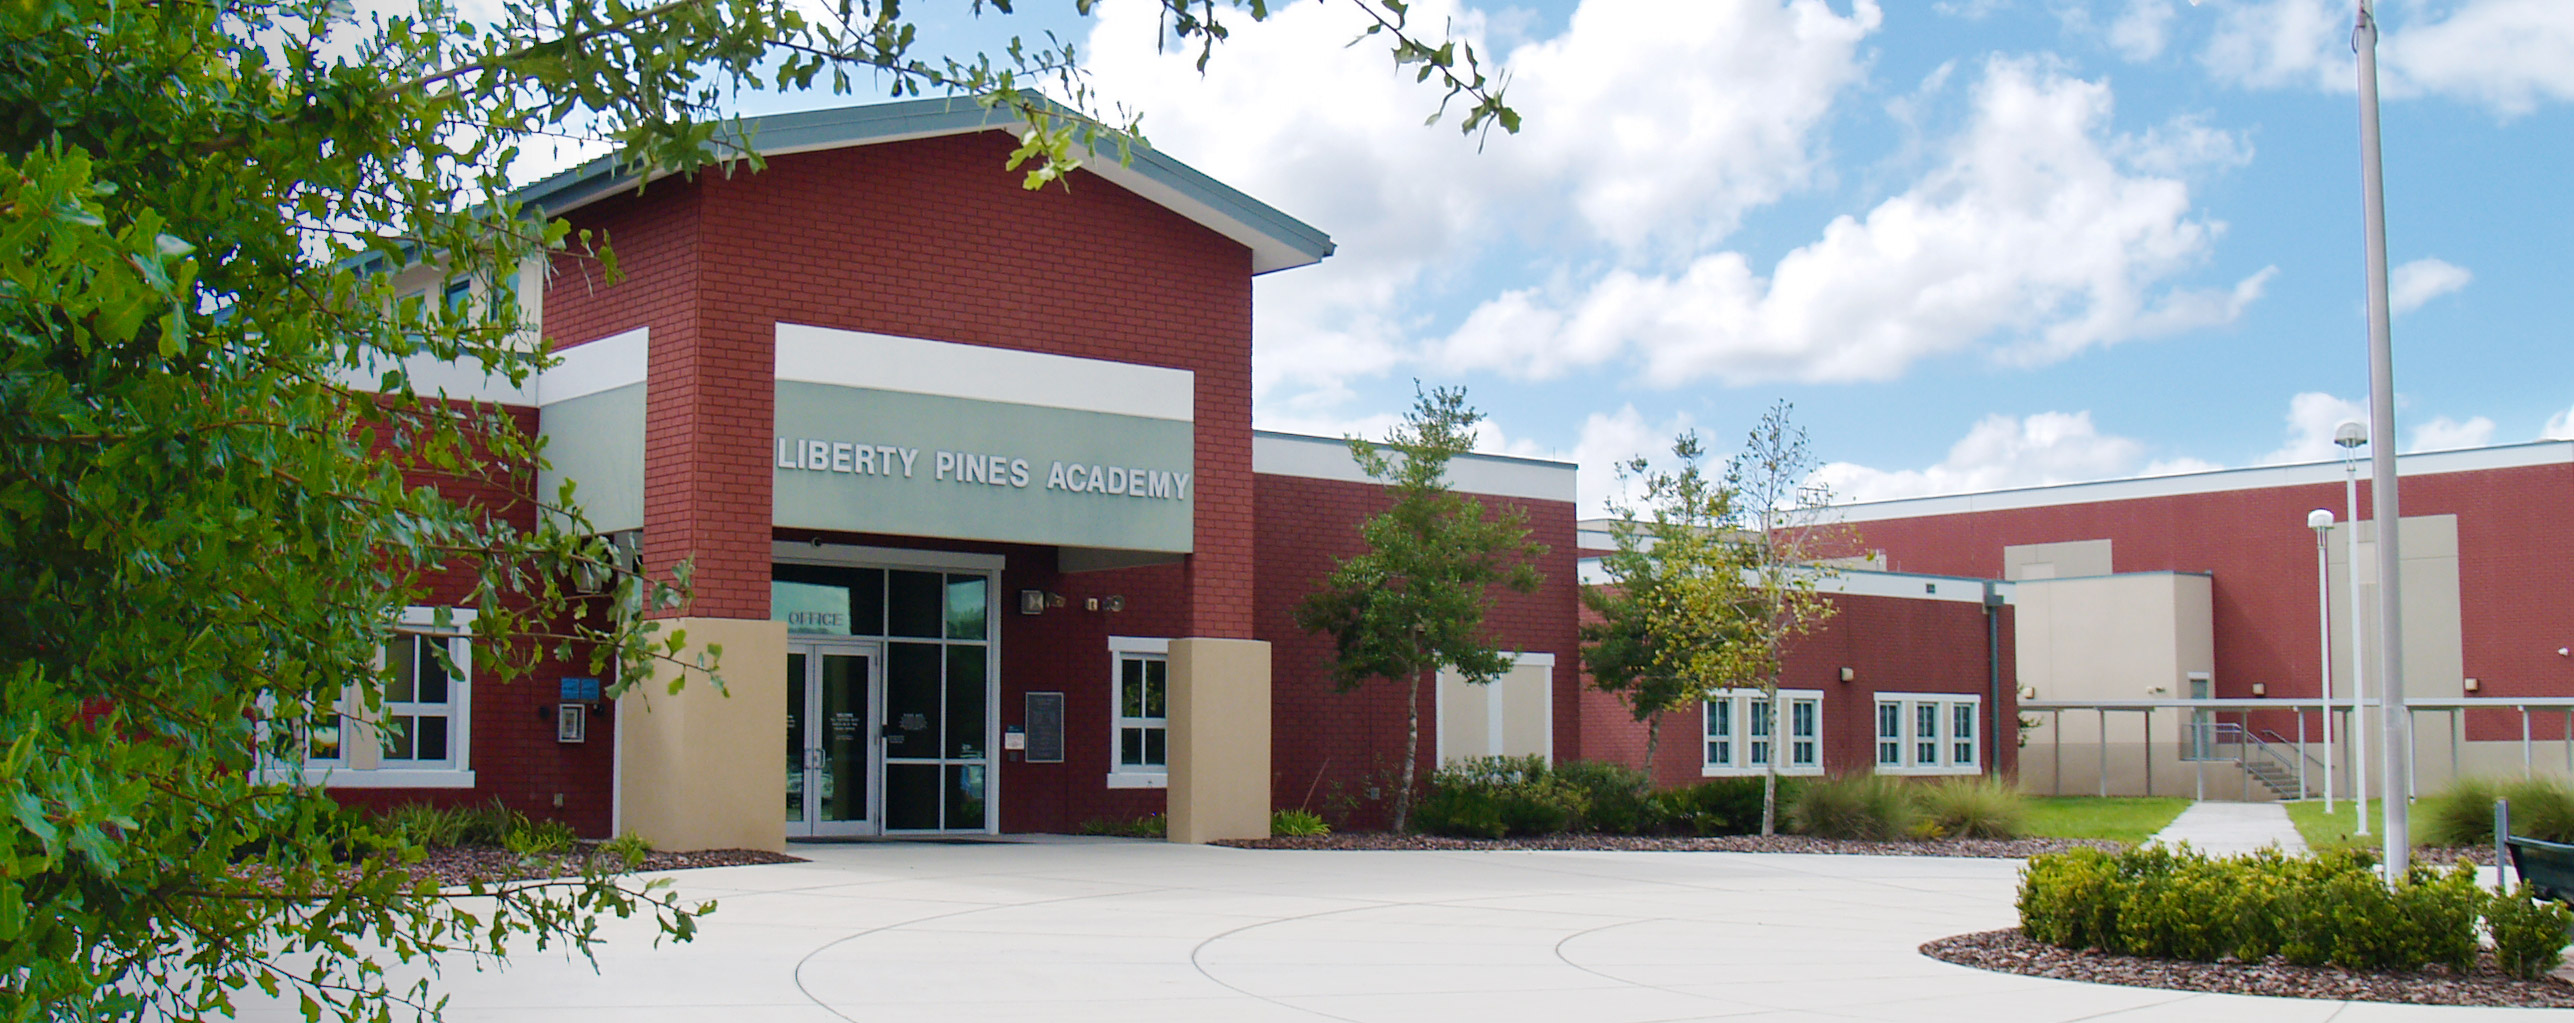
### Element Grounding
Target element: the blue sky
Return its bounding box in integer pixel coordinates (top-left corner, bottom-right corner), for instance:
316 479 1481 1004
656 1 2574 513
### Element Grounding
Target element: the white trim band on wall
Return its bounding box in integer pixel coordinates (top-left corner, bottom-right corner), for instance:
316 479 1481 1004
776 323 1195 423
1250 431 1577 504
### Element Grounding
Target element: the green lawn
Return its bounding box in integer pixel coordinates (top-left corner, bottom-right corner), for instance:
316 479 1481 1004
2023 796 2192 845
2284 799 2433 853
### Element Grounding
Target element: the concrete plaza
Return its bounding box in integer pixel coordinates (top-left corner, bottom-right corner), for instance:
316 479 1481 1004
239 837 2556 1021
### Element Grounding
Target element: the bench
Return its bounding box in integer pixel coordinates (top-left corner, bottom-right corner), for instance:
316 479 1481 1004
2506 835 2574 903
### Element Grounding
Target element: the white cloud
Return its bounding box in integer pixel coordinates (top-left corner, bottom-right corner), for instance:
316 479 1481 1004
2202 0 2574 116
2261 391 2371 463
2389 257 2472 315
2386 0 2574 116
1812 411 2204 503
1431 58 2270 386
2409 415 2496 452
1081 0 1883 410
2545 405 2574 441
2109 0 2179 62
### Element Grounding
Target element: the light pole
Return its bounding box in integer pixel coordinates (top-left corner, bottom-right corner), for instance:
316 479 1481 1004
2309 508 2336 813
2337 422 2370 835
2354 0 2412 878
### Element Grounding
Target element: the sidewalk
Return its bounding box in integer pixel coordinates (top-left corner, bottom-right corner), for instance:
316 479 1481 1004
2150 801 2311 856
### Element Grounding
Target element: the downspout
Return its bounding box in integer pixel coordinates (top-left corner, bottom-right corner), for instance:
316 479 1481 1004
1984 580 2004 776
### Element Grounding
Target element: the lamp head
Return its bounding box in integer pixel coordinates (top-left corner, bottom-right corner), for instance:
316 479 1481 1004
2307 508 2336 531
2333 422 2368 449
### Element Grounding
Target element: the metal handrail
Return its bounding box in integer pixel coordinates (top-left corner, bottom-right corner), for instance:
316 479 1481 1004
2254 727 2332 777
2186 721 2314 798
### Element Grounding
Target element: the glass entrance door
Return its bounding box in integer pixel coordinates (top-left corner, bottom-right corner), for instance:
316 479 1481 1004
787 643 878 837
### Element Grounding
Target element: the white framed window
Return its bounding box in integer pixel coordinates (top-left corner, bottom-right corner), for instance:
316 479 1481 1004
1703 689 1822 776
1875 693 1980 774
1106 637 1169 789
260 607 477 789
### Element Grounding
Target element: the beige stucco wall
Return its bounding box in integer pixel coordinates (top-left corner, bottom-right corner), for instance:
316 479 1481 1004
2326 515 2463 700
1436 654 1555 763
1168 637 1272 844
614 617 788 853
2005 539 2113 581
2013 572 2219 797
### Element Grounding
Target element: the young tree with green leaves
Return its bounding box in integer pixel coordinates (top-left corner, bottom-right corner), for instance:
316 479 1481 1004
1293 386 1546 833
1581 431 1759 773
1711 400 1850 837
0 0 1513 1018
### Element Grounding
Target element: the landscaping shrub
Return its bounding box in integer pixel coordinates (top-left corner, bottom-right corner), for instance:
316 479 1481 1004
1915 777 2028 840
1648 777 1788 837
1552 759 1656 834
597 831 653 869
503 817 578 856
2488 883 2574 980
1270 809 1330 837
382 802 470 848
2423 775 2574 845
1414 756 1589 839
2020 844 2508 974
454 799 526 847
1788 774 1917 840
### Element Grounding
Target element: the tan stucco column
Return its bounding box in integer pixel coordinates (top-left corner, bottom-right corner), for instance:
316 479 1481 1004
614 617 787 853
1167 637 1272 844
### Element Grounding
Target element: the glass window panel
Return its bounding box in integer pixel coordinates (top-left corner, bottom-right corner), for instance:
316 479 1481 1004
884 764 940 830
1710 740 1731 766
1917 703 1938 741
382 716 414 760
945 645 985 759
885 643 941 755
773 580 854 635
387 638 416 703
1707 701 1730 738
1142 659 1166 718
1793 740 1816 767
945 765 986 830
1750 701 1773 738
415 640 449 704
415 716 448 761
1792 701 1816 738
850 568 884 635
785 655 805 823
943 576 987 640
1749 739 1770 765
1122 660 1144 718
822 654 870 822
1954 703 1975 738
886 571 942 638
1877 702 1899 738
1120 729 1143 767
309 716 343 761
1143 729 1165 767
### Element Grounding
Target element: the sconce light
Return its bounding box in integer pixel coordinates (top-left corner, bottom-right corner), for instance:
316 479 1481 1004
2251 682 2267 697
1104 595 1126 613
1019 589 1048 616
1083 596 1126 613
1837 666 1855 683
2465 677 2481 693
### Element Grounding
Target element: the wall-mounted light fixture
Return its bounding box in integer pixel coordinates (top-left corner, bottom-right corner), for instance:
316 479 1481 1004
1084 595 1127 613
2465 677 2481 693
1837 666 1855 683
1019 589 1048 615
2251 682 2267 697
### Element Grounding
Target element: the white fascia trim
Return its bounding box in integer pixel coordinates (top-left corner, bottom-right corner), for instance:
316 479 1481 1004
773 541 1007 572
776 323 1194 422
1108 636 1171 656
1104 772 1169 789
1831 440 2574 525
257 768 480 789
1577 559 2013 605
537 327 649 405
1252 431 1577 503
400 606 478 631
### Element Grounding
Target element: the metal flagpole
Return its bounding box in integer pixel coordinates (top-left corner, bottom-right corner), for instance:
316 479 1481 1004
2354 0 2410 878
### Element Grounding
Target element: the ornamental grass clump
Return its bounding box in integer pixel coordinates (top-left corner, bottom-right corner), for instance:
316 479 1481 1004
2018 844 2550 975
1915 777 2028 840
1788 774 1918 840
2422 775 2574 845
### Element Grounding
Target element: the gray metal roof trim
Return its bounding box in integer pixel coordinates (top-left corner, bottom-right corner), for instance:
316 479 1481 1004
507 98 1333 266
1251 429 1577 471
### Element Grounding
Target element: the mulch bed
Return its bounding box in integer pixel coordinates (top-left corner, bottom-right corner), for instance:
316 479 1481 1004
1923 927 2574 1007
412 845 804 886
1215 832 2122 858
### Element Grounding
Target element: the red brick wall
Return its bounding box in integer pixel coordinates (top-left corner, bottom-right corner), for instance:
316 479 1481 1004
338 402 619 836
1575 590 2017 788
1253 473 1582 829
1850 461 2574 741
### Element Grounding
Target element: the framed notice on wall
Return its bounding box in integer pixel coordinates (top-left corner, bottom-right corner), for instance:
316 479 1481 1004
1024 692 1065 763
